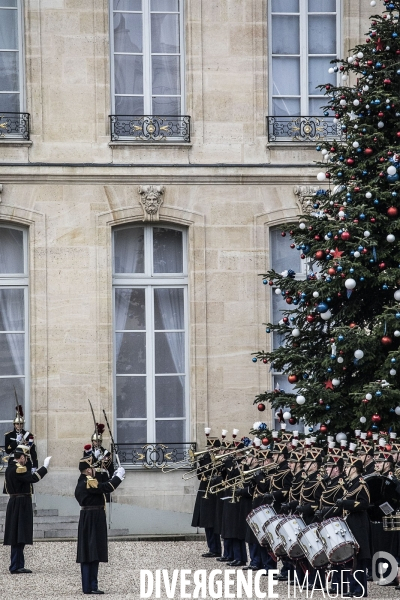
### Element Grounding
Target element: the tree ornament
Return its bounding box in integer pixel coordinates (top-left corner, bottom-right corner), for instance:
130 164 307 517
395 407 400 416
372 413 381 423
381 336 392 345
364 148 373 156
288 418 297 425
336 432 347 442
345 278 356 290
341 231 351 241
388 207 398 217
261 437 269 445
394 290 400 301
296 395 306 405
315 250 325 260
257 403 266 412
354 349 364 359
320 425 328 434
288 374 298 383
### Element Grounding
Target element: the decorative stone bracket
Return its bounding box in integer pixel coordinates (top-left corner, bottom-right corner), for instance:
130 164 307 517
138 185 165 222
293 185 319 213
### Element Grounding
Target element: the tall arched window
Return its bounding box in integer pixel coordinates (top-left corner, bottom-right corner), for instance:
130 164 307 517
112 224 188 444
0 224 28 439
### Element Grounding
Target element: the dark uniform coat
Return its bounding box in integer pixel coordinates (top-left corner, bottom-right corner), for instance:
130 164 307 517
221 458 246 540
318 474 346 520
341 475 371 561
191 453 214 528
244 465 276 544
3 461 47 546
4 429 38 468
286 469 305 512
298 469 325 525
75 473 122 563
268 460 293 513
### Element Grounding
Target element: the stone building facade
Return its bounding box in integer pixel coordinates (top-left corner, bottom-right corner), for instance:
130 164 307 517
0 1 370 532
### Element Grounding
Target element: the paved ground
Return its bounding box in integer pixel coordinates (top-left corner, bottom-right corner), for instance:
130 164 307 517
0 540 399 599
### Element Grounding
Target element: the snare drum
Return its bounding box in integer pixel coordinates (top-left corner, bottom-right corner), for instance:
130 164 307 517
319 518 358 564
262 515 286 556
297 523 329 568
276 516 306 558
246 504 276 545
383 512 400 531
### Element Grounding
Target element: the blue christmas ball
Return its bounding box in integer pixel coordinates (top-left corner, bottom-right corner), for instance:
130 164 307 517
376 390 382 396
349 268 355 273
327 367 332 373
358 246 364 251
323 112 329 117
290 316 295 321
371 424 379 432
374 199 379 205
308 427 314 433
386 105 391 110
326 276 332 283
391 358 396 363
362 129 366 133
374 99 381 104
346 192 352 198
396 313 400 319
326 405 330 410
327 297 332 302
327 232 333 238
387 174 399 183
362 170 368 176
316 145 321 151
337 172 343 177
303 373 309 379
350 251 355 256
303 244 311 255
383 284 388 290
397 70 400 76
338 335 344 342
375 62 382 69
331 354 336 360
393 32 398 38
357 148 362 153
360 277 365 282
317 302 329 313
392 191 397 197
359 213 366 220
370 259 374 263
326 254 332 260
293 299 299 305
389 3 395 9
266 328 271 333
339 156 344 162
259 423 267 431
252 357 257 363
263 279 268 285
337 266 343 272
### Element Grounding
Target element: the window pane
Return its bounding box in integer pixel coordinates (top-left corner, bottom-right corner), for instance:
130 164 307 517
272 293 287 350
114 54 143 95
153 228 183 273
113 0 142 10
116 332 146 374
151 14 179 53
270 227 301 273
0 376 24 422
272 16 299 54
156 419 185 444
114 13 142 53
309 97 327 116
0 289 24 331
272 97 300 116
308 16 336 54
115 95 144 115
0 92 19 111
116 376 146 418
155 332 184 373
115 288 145 330
0 0 17 7
309 57 336 94
271 0 298 11
154 288 184 330
152 96 181 116
0 228 24 274
155 376 184 418
0 8 17 49
152 55 180 95
309 0 336 11
0 333 24 375
114 227 144 273
0 52 19 91
151 0 179 10
272 57 300 95
117 419 146 443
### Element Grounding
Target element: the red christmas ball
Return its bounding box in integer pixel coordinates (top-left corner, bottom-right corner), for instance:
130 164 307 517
397 132 400 138
364 148 374 157
370 217 376 223
341 231 351 241
306 315 315 323
262 358 268 364
378 112 384 118
290 243 295 249
372 413 382 423
283 316 289 323
384 79 392 85
349 322 357 328
382 336 392 346
319 399 324 405
262 437 269 445
257 403 266 412
366 430 372 439
362 398 369 404
315 250 325 260
281 231 286 237
320 425 328 434
269 280 274 286
367 60 373 66
288 374 298 384
288 418 297 425
328 268 336 276
346 158 355 166
286 297 293 304
385 444 392 452
379 262 386 270
379 157 385 163
387 207 398 218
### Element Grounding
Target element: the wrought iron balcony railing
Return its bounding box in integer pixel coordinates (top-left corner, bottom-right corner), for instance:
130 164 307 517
112 442 196 470
110 114 190 143
0 112 30 140
267 115 344 143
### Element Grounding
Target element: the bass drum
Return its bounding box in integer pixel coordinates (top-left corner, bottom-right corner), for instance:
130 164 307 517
364 474 400 522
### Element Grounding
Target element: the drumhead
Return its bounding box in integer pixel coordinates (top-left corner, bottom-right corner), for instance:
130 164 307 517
364 474 400 522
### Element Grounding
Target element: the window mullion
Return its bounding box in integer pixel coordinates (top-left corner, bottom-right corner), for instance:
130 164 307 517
143 0 152 113
301 0 308 115
146 285 155 441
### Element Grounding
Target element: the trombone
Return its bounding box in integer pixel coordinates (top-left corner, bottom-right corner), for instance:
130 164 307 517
209 462 275 494
161 446 215 474
181 446 246 480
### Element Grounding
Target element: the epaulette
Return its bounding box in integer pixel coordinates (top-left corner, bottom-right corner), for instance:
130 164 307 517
86 476 98 489
16 465 27 474
5 430 13 435
338 478 345 485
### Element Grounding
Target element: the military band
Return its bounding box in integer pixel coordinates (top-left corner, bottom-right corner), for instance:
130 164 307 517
190 426 400 597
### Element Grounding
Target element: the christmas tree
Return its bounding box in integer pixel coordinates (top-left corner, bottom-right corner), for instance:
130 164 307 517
252 0 400 441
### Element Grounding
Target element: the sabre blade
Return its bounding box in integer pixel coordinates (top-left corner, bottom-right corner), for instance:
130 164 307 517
101 403 121 467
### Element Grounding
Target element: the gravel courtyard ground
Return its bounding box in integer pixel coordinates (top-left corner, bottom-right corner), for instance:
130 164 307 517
0 540 398 600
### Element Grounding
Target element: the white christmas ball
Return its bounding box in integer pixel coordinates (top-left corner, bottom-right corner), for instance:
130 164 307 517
354 349 364 359
317 172 326 182
281 270 289 277
366 393 372 401
352 141 359 148
387 165 397 175
390 369 397 376
387 234 396 243
313 291 319 298
347 57 354 64
299 222 306 229
395 330 400 337
363 85 369 91
353 99 360 106
364 230 371 238
342 75 348 81
321 148 328 155
365 192 372 199
354 251 361 258
296 395 306 405
283 411 291 420
292 328 301 337
357 52 364 59
396 406 400 416
394 290 400 302
328 67 334 74
340 99 347 106
336 432 347 442
378 121 384 129
338 210 345 217
370 0 376 5
332 378 340 387
337 356 344 363
360 416 367 424
345 278 357 290
321 310 332 320
253 421 261 430
275 288 282 295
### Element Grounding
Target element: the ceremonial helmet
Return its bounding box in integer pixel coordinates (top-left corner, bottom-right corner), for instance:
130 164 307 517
13 404 25 425
79 444 96 471
91 423 105 443
14 444 30 458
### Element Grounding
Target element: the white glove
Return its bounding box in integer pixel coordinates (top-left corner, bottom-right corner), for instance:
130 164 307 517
115 466 125 481
31 468 36 473
16 433 23 442
94 448 101 458
43 456 52 469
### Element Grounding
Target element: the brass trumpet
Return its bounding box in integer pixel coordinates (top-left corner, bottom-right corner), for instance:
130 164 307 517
181 446 245 480
209 462 274 494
